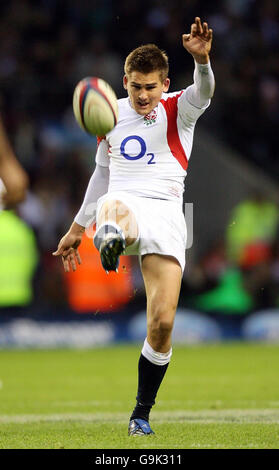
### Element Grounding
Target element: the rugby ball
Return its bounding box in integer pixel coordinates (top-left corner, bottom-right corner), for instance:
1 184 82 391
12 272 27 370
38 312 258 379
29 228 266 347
73 77 118 136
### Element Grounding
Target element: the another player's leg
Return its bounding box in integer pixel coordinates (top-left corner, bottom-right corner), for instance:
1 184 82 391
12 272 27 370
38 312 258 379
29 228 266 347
94 199 138 272
129 254 182 436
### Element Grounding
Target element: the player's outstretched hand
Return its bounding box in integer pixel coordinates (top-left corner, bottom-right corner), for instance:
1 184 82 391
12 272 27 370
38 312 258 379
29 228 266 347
182 17 213 63
52 223 84 272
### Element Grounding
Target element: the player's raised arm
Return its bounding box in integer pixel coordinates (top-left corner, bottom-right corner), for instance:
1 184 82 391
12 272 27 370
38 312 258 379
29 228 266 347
182 17 215 110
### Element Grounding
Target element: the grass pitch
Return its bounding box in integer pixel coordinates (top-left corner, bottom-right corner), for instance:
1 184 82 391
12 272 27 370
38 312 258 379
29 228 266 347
0 342 279 449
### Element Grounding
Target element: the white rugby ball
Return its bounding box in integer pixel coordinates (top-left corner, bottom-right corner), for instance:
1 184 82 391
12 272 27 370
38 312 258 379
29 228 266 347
73 77 118 136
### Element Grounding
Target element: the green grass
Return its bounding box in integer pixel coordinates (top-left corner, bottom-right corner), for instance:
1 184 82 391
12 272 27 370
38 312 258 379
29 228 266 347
0 342 279 449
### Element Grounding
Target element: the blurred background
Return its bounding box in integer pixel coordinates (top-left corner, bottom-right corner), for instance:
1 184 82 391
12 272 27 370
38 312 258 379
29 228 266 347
0 0 279 347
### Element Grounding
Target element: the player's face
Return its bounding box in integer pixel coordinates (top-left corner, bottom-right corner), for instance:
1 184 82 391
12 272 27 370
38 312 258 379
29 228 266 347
123 71 170 116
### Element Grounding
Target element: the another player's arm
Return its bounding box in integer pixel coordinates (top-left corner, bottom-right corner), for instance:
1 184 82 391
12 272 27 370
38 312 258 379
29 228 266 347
182 17 215 108
0 117 28 207
52 162 110 272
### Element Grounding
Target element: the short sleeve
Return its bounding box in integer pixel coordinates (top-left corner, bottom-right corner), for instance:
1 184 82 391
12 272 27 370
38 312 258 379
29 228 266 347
95 137 109 167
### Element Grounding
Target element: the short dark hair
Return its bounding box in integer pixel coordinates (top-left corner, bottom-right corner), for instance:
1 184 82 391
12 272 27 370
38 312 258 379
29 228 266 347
124 44 169 81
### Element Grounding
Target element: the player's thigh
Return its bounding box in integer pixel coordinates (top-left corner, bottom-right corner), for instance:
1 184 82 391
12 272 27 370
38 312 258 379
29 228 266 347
98 198 138 243
141 254 182 324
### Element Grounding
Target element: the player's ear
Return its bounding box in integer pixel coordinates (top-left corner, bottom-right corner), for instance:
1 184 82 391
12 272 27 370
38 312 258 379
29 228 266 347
123 75 128 90
163 78 170 92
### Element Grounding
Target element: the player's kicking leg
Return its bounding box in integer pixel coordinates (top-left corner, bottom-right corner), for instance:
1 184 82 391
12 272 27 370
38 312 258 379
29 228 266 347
128 254 182 436
94 199 138 272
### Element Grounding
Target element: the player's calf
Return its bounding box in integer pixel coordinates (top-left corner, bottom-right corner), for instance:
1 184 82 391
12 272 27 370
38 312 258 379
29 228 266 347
147 301 176 353
147 316 174 352
129 338 172 432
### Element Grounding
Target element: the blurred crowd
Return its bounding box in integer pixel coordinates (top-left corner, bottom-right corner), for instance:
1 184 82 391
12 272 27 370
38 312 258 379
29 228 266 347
182 191 279 315
0 0 278 316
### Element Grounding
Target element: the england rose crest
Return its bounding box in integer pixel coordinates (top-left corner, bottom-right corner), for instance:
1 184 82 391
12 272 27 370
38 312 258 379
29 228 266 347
144 109 157 126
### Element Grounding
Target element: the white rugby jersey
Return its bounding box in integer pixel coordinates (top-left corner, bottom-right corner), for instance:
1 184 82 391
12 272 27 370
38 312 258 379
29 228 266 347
96 90 210 202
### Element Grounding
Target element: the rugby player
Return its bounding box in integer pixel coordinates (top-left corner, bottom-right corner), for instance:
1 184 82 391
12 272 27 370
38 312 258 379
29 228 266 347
53 17 215 436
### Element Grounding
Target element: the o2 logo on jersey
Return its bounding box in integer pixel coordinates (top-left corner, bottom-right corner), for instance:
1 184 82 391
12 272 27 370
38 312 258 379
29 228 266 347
120 135 155 164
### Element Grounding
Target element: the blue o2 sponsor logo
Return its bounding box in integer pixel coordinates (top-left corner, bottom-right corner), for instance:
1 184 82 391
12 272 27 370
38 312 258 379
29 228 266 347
120 135 155 164
120 135 146 160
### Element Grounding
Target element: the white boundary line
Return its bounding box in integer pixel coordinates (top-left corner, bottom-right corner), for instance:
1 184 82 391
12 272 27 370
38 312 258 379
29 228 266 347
0 409 279 424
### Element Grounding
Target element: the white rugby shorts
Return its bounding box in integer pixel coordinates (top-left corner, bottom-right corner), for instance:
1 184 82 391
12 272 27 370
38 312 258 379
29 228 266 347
96 191 187 272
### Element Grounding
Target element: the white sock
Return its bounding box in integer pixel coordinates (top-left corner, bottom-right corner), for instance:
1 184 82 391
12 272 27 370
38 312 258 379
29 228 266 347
141 338 172 366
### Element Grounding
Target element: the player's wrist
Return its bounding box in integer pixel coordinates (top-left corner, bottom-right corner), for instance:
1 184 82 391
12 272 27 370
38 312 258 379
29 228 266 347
192 53 209 64
194 59 212 74
70 221 86 235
